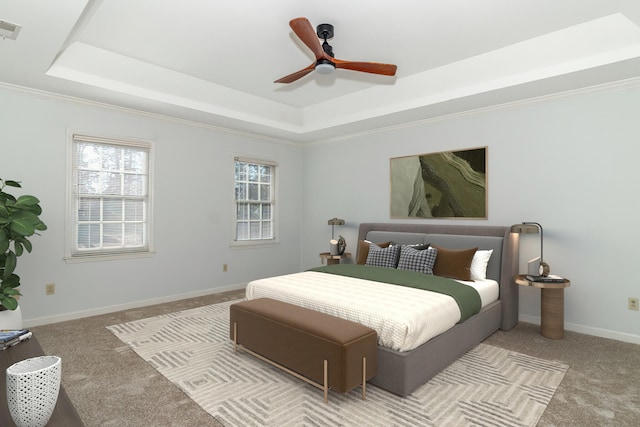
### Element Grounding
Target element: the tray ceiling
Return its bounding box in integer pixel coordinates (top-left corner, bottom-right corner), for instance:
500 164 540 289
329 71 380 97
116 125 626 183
2 0 640 142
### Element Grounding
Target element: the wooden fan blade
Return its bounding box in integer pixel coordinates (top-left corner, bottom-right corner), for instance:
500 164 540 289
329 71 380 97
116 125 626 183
289 17 326 60
334 59 397 76
274 63 316 83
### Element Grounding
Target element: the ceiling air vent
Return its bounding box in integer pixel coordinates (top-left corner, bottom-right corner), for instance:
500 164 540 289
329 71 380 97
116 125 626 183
0 19 21 40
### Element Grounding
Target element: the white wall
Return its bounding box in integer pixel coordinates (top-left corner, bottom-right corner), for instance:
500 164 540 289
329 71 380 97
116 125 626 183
302 83 640 344
3 82 639 344
0 86 303 325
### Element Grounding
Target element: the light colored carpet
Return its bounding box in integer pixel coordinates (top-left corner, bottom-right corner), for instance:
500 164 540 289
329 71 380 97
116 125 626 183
107 299 568 427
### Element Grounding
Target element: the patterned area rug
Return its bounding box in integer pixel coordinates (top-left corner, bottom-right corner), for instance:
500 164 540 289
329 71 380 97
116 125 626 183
107 300 568 427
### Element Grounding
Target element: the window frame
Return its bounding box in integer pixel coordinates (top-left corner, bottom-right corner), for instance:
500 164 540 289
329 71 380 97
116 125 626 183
231 156 278 248
65 132 155 262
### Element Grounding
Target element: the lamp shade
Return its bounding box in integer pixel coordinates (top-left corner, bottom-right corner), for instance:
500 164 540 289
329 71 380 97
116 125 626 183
327 218 345 226
510 223 539 234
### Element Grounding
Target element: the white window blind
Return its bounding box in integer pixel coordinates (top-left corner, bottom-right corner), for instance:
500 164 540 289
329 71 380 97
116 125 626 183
234 157 277 243
69 134 152 258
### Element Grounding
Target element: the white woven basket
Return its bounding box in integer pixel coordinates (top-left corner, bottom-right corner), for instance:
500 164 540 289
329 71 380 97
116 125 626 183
6 355 61 427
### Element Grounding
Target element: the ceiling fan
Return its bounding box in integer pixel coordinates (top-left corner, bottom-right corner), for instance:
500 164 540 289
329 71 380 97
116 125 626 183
275 17 397 84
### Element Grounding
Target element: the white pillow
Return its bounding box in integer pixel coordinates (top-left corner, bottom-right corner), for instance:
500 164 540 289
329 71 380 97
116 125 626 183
470 249 493 280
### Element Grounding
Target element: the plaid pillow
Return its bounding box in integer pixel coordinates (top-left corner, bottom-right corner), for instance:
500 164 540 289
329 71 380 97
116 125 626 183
356 240 392 264
407 243 431 251
397 245 438 274
365 243 401 268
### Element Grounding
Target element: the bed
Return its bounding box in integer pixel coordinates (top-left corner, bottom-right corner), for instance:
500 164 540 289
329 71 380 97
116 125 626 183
246 223 519 396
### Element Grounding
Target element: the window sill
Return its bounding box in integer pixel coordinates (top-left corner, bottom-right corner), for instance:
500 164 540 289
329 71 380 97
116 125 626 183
64 251 156 263
230 240 279 249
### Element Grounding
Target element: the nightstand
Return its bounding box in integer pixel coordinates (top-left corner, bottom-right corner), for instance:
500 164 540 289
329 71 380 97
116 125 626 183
515 274 571 339
319 252 351 265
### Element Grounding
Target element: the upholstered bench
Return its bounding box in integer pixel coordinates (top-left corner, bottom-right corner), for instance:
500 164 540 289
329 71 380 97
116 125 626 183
229 298 377 402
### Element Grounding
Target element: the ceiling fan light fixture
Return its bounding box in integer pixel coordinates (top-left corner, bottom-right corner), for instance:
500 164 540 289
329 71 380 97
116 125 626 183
315 59 335 75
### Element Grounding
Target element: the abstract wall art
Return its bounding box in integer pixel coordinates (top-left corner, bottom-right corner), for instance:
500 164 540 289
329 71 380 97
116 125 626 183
390 147 487 219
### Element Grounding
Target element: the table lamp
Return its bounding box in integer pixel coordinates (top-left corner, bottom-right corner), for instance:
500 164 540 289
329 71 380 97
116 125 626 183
327 218 346 255
510 222 550 276
327 217 345 240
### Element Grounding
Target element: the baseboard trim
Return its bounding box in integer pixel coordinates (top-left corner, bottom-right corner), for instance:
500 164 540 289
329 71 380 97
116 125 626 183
23 283 246 328
24 292 640 345
518 314 640 345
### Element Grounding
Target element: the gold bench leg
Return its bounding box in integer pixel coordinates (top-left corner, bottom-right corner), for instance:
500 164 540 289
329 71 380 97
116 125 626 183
233 322 237 353
323 359 328 403
362 357 367 400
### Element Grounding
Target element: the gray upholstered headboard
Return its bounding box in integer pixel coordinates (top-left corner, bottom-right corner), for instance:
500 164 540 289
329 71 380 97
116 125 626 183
357 223 519 330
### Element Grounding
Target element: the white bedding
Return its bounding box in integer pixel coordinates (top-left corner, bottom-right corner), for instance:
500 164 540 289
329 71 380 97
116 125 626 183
245 271 498 352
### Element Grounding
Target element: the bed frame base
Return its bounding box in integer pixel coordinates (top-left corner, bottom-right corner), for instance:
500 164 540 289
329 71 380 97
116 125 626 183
371 300 502 396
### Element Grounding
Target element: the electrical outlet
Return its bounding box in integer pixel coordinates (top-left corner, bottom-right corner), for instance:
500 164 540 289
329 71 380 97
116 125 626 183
45 283 55 295
629 297 639 311
223 264 228 272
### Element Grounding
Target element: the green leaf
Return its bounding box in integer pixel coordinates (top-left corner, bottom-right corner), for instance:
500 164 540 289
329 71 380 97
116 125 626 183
1 194 16 204
13 241 23 257
16 236 31 254
22 204 43 216
4 180 21 188
0 274 20 288
15 210 38 221
0 296 18 310
15 195 40 206
3 251 16 278
9 222 34 236
2 288 20 296
9 211 37 236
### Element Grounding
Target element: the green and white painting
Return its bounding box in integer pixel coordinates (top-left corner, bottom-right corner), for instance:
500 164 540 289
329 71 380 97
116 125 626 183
390 147 487 219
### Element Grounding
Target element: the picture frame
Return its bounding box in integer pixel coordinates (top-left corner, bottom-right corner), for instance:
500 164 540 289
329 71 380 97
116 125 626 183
390 146 487 219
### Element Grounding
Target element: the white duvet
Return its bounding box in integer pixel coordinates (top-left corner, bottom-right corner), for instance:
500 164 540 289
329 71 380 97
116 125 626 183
245 271 498 352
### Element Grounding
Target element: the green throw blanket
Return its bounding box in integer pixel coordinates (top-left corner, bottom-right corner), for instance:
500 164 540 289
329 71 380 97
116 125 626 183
308 264 481 322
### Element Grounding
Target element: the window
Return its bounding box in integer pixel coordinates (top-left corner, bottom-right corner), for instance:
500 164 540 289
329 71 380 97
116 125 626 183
234 157 277 244
67 134 153 260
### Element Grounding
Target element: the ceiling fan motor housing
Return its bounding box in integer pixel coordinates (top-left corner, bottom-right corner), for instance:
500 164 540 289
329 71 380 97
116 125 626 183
316 23 334 39
317 23 335 57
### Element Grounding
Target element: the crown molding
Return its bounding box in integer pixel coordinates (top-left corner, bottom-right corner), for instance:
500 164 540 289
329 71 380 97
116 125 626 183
3 75 640 147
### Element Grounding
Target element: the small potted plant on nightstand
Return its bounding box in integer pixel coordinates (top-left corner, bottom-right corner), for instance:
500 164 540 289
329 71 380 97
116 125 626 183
0 179 47 329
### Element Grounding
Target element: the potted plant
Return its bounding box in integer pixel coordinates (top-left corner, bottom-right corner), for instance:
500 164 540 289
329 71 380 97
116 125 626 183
0 179 47 319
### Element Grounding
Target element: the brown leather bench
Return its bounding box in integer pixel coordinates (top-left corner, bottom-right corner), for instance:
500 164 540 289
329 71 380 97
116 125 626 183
230 298 377 402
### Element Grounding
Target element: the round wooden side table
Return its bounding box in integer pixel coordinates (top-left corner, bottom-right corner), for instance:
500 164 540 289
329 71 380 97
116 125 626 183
515 274 571 339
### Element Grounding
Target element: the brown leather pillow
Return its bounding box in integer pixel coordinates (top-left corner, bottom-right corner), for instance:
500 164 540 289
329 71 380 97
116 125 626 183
356 240 391 265
432 246 478 281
